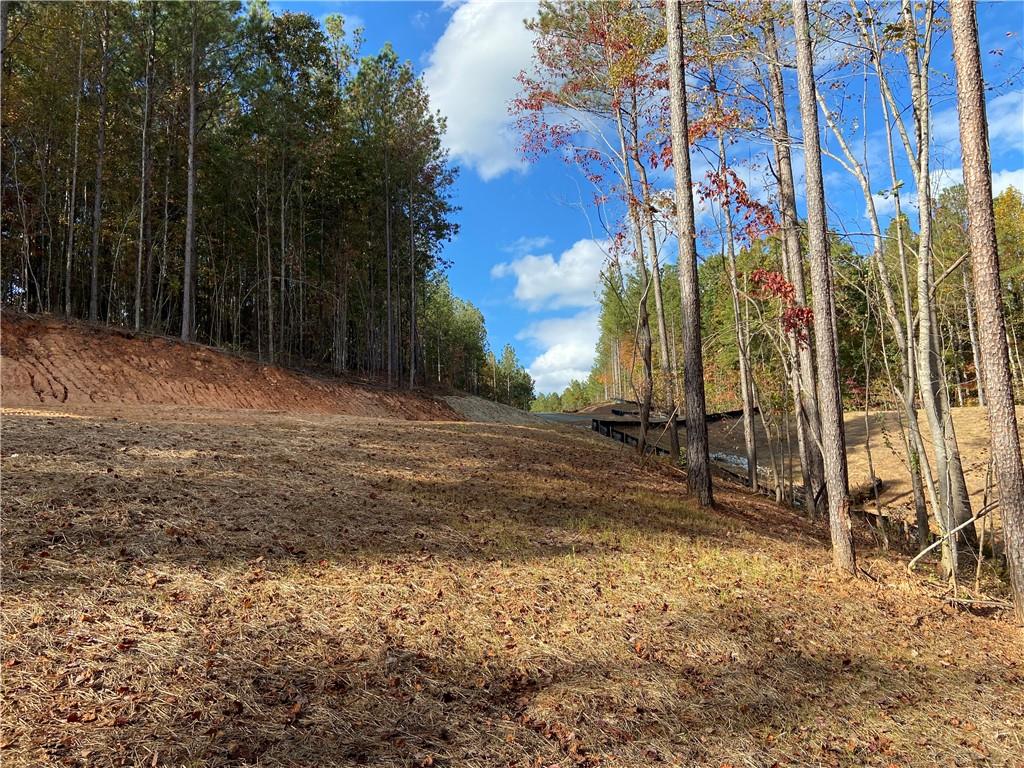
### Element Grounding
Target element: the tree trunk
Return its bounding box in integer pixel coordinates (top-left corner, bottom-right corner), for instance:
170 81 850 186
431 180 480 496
384 149 393 385
612 106 654 456
135 8 155 331
65 17 85 317
409 181 417 389
950 0 1024 624
864 14 933 551
180 1 198 342
279 155 287 362
0 0 7 69
764 19 825 518
791 0 855 574
963 268 985 405
89 5 109 323
264 171 275 360
701 8 755 489
904 0 977 574
629 104 679 462
665 0 712 506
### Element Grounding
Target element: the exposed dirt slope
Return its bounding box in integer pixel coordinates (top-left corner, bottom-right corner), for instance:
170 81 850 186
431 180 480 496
2 402 1021 767
0 312 457 420
442 394 549 425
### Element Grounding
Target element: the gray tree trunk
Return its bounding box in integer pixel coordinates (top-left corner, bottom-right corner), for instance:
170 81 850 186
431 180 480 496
409 182 417 389
89 6 109 323
702 7 754 489
613 107 654 455
765 19 824 517
963 268 985 405
385 149 393 385
903 0 977 575
629 102 680 462
65 18 84 316
950 0 1024 625
180 2 198 342
135 8 154 331
665 0 712 506
791 0 855 574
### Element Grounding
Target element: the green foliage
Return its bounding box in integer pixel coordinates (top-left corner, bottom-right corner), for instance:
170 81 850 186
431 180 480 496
0 0 517 399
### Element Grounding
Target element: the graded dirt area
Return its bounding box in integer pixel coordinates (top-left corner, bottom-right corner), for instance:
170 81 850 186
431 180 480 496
1 313 456 420
3 401 1023 767
706 405 1008 522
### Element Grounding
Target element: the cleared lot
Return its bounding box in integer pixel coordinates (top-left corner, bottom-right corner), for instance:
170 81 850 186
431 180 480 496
2 403 1022 767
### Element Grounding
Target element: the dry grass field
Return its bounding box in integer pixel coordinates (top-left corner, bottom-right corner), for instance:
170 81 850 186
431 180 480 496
3 402 1023 767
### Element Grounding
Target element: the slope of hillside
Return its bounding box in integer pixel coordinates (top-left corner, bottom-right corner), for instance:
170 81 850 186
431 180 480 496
442 394 549 425
2 400 1021 767
0 313 457 420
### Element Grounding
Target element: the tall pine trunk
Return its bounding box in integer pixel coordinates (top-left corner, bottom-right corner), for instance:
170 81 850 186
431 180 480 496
180 2 198 342
89 6 109 323
791 0 855 574
135 8 154 331
665 0 712 506
65 17 84 317
949 0 1024 625
385 149 393 385
409 180 417 389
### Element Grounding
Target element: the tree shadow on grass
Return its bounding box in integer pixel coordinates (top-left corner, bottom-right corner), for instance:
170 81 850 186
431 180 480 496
3 411 1020 766
5 597 1017 767
3 411 835 595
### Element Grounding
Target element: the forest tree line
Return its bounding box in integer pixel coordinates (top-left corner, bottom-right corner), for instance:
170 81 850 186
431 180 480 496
539 187 1024 425
514 0 1024 619
0 0 534 406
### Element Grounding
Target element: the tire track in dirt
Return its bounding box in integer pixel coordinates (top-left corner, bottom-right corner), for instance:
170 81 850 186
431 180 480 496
1 312 459 420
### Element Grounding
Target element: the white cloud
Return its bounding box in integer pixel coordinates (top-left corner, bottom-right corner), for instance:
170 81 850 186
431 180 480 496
987 90 1024 151
993 167 1024 195
491 238 607 310
503 235 553 255
932 89 1023 153
423 0 537 181
518 309 600 393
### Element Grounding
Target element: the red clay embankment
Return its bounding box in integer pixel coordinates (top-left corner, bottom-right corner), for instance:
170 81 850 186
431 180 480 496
0 312 458 420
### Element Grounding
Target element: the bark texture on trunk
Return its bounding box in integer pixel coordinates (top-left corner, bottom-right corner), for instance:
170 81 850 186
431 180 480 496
181 1 198 342
135 9 154 331
631 120 680 462
89 6 109 323
65 19 85 317
791 0 855 574
950 0 1024 625
612 107 654 455
765 20 824 517
665 0 712 506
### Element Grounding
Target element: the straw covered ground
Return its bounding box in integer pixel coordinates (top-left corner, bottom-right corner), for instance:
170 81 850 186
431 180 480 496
2 403 1023 767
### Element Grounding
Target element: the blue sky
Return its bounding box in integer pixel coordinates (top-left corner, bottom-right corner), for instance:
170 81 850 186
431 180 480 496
272 0 1024 394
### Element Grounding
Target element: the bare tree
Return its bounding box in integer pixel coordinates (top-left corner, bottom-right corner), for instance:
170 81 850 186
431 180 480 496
702 7 755 490
949 0 1024 624
763 19 825 517
612 105 655 455
791 0 855 574
665 0 712 506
